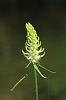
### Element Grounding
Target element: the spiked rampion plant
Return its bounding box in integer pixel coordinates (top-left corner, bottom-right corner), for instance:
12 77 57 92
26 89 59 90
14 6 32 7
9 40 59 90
10 22 56 100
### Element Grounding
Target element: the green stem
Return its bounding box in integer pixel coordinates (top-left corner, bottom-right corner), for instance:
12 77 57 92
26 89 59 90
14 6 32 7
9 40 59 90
10 71 33 91
34 64 38 100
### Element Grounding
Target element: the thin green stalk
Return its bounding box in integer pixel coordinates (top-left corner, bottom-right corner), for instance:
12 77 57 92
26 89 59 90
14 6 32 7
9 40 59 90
10 71 33 91
34 64 38 100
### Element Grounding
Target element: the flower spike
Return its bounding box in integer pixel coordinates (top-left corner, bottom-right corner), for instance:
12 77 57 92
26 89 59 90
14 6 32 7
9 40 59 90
22 22 45 64
22 22 56 78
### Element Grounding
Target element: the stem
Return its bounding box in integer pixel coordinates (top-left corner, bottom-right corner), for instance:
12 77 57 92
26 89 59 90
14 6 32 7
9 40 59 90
10 71 33 91
34 64 38 100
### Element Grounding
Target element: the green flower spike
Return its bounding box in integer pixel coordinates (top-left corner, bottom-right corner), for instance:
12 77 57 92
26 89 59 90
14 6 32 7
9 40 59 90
10 22 56 100
22 22 56 78
22 22 45 64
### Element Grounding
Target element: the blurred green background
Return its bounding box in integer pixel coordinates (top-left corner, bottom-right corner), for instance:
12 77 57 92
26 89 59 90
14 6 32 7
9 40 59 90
0 0 66 100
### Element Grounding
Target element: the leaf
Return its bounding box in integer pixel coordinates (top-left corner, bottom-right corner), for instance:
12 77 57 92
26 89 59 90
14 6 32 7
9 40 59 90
34 64 47 78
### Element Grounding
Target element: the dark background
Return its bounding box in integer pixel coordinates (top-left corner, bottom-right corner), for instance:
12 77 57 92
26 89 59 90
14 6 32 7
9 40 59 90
0 0 66 100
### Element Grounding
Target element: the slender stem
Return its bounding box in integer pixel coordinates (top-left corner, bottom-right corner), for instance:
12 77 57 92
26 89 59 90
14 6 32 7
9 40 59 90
10 71 33 91
34 64 38 100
